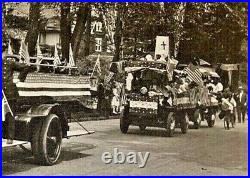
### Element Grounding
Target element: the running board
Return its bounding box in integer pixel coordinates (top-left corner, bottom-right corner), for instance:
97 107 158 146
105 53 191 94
2 139 28 148
66 130 95 138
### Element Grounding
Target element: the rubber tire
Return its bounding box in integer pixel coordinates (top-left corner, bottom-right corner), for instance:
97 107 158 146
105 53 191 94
120 109 129 134
166 112 175 137
207 114 215 127
31 114 62 166
139 125 146 131
194 110 202 129
180 113 189 134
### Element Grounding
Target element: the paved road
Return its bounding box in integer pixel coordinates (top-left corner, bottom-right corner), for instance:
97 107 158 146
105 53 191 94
2 118 248 175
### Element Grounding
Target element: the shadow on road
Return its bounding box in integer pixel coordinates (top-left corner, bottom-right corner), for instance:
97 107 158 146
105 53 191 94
2 143 96 175
127 128 184 137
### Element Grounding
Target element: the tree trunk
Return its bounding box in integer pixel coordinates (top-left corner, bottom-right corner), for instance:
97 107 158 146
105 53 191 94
60 3 71 62
83 9 91 57
133 37 137 58
113 5 123 62
25 3 41 56
173 2 186 58
177 3 193 63
71 3 90 59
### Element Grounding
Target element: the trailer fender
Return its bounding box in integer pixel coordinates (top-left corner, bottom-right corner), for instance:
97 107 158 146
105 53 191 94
16 103 69 140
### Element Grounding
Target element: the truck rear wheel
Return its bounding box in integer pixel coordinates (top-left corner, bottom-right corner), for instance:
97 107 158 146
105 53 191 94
31 114 62 166
166 112 175 137
194 110 202 129
207 114 216 127
180 113 189 134
120 109 129 134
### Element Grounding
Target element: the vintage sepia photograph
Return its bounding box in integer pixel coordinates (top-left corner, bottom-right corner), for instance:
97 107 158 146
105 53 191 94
2 2 248 176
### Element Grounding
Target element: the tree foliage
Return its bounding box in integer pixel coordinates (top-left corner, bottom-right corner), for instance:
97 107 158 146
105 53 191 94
3 2 247 65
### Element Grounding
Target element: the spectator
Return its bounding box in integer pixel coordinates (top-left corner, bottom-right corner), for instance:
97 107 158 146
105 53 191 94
213 79 223 93
111 85 120 115
229 92 237 127
221 93 234 129
126 73 133 91
235 86 247 123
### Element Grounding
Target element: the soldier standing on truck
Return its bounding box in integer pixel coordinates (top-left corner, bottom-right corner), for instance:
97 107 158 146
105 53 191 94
2 54 31 144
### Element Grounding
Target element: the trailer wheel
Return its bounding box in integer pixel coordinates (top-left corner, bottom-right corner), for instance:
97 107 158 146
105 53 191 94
207 114 216 127
165 112 175 137
194 110 202 129
31 114 62 166
180 113 189 134
120 109 129 134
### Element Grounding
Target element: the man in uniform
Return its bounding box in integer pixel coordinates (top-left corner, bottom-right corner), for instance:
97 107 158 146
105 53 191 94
2 55 31 144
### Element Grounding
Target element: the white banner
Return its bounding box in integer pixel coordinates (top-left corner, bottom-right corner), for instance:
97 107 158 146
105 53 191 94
155 36 170 58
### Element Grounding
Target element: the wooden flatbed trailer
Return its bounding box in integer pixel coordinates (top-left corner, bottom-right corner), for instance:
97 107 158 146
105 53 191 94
2 55 95 165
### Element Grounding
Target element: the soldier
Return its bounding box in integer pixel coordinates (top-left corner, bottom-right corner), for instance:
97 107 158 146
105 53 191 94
2 55 31 144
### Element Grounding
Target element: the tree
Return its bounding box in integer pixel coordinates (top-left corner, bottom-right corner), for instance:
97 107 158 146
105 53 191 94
25 2 42 56
71 3 91 59
60 3 71 62
83 8 91 57
113 3 124 62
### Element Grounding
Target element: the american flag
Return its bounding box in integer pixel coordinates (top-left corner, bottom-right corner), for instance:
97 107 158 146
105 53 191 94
53 44 61 66
36 37 43 59
90 55 101 77
104 71 114 86
19 41 30 64
68 43 75 67
183 64 203 86
95 54 101 74
7 40 13 55
166 58 178 81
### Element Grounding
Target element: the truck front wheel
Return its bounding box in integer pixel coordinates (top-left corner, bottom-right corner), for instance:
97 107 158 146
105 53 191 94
207 114 216 127
194 110 202 129
120 109 129 134
31 114 62 166
180 113 189 134
165 112 175 137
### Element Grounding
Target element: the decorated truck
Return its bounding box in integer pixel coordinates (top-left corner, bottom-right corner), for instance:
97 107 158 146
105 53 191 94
119 60 192 137
116 59 220 136
2 54 96 165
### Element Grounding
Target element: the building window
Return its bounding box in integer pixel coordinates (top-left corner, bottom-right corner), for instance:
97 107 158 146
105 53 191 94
91 22 95 34
96 22 102 32
95 38 102 52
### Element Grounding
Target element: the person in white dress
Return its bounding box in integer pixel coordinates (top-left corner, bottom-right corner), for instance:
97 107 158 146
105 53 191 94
111 86 120 114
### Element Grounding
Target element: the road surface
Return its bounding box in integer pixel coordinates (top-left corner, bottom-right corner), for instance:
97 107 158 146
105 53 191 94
2 118 248 175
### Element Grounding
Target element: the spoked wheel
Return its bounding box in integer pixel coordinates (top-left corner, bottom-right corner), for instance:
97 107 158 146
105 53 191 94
207 114 216 127
31 114 62 166
194 110 202 129
165 112 175 137
139 125 146 131
120 108 130 134
180 113 189 134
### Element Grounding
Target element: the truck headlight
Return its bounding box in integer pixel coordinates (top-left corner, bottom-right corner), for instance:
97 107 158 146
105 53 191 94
140 87 148 95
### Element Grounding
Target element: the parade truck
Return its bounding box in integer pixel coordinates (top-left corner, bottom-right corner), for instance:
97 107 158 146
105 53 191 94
2 54 96 166
119 60 193 137
176 61 220 129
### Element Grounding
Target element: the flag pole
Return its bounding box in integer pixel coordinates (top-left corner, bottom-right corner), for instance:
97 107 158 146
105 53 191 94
2 90 14 118
91 54 100 78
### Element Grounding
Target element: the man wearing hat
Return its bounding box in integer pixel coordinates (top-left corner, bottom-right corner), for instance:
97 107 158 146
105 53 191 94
2 55 31 144
235 86 247 123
